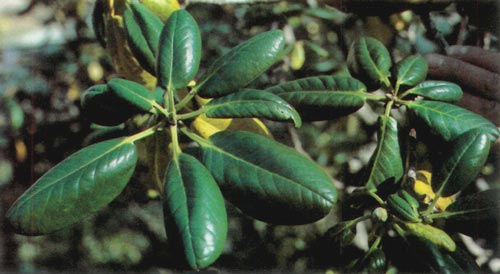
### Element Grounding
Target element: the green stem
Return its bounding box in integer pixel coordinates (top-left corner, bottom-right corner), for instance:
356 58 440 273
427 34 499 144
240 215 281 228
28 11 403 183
392 223 406 238
363 93 387 102
367 234 382 254
167 83 181 159
381 76 393 92
398 89 413 99
347 215 371 228
177 107 207 121
367 191 385 206
180 126 209 146
127 123 161 143
384 100 394 117
151 101 170 118
394 81 401 96
175 85 200 111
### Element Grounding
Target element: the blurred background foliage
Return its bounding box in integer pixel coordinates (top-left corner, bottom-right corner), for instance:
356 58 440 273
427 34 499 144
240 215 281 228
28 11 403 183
0 0 498 273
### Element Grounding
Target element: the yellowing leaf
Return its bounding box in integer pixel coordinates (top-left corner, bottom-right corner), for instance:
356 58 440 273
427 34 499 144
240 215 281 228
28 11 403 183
412 170 455 212
101 0 180 89
139 0 180 22
191 114 272 139
104 0 157 89
290 41 305 70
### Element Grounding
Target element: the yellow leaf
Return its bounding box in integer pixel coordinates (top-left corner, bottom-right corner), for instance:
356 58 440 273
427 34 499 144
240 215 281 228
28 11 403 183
412 170 455 211
103 0 157 89
15 139 27 162
290 41 305 70
139 0 180 22
191 114 273 139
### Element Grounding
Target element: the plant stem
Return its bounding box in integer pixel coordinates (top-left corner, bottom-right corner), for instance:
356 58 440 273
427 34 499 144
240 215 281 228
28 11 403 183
151 101 170 118
175 86 200 111
367 191 385 206
167 84 181 159
384 99 394 117
127 123 161 143
180 126 209 145
177 108 207 121
363 93 387 102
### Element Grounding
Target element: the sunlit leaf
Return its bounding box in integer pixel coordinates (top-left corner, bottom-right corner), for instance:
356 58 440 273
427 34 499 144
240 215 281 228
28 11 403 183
203 89 301 127
163 153 227 270
199 131 337 224
197 30 285 98
7 138 137 235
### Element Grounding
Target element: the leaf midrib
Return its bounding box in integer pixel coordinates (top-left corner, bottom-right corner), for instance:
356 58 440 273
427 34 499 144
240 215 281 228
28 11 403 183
204 142 334 203
11 139 131 212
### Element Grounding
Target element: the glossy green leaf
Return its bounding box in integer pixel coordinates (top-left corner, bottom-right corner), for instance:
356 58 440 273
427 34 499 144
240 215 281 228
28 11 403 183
123 3 164 74
157 9 201 90
7 138 137 235
365 116 403 190
402 81 462 102
197 30 285 98
442 189 500 238
347 37 391 88
204 89 301 127
406 234 462 274
163 153 227 270
387 194 420 222
81 85 134 126
432 129 491 197
108 78 155 112
394 55 428 88
199 130 337 224
445 189 500 220
407 100 499 141
265 76 367 121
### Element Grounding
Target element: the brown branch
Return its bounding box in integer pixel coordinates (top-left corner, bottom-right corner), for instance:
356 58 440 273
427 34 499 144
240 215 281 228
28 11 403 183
447 46 500 74
425 53 500 103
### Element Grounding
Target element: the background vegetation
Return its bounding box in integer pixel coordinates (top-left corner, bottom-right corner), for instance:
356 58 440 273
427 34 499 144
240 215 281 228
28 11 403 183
0 0 498 272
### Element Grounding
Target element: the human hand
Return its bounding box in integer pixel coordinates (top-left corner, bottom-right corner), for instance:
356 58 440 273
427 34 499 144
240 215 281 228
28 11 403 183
424 46 500 125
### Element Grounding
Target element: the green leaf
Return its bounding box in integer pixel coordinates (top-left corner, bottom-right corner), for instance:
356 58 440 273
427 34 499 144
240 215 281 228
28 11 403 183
265 76 367 121
442 189 500 238
407 100 499 141
394 55 428 88
157 9 201 90
402 81 462 102
347 37 391 88
204 89 301 127
163 153 227 270
108 78 155 112
81 85 135 126
432 129 491 197
197 30 285 98
406 234 462 274
123 3 164 74
445 189 500 220
365 116 403 190
199 131 337 224
7 138 137 235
